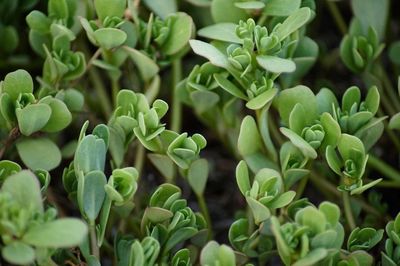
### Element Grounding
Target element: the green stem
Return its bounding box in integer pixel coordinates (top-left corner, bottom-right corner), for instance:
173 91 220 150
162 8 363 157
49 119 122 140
196 193 213 240
97 196 112 247
368 154 400 182
89 223 100 258
268 114 285 146
379 64 400 112
257 13 268 25
309 172 385 219
342 192 356 230
134 144 145 176
111 77 120 108
171 59 182 132
377 109 400 151
367 179 400 188
325 0 347 35
88 68 112 118
294 175 309 200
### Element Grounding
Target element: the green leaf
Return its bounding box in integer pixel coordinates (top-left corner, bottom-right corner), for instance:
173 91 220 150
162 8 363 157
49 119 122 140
319 201 340 227
2 69 33 101
94 28 127 50
256 55 296 73
274 7 311 41
238 116 263 156
48 0 68 19
56 88 84 112
234 1 265 10
211 0 248 23
94 0 126 21
325 145 343 176
201 241 236 265
143 207 173 223
143 0 177 19
26 11 51 34
2 242 35 265
235 160 250 196
389 113 400 130
187 159 208 196
351 178 382 195
161 13 193 55
164 227 198 253
83 170 107 222
1 26 18 54
297 207 326 234
351 0 389 39
1 170 43 213
292 248 328 266
16 138 61 171
270 217 292 265
246 197 271 224
16 104 51 136
23 218 88 248
277 85 317 125
0 160 21 182
190 90 220 113
316 88 338 115
289 103 307 134
320 112 341 149
148 154 175 182
124 46 159 82
40 98 72 132
190 40 229 68
342 86 361 113
280 127 317 159
246 88 278 110
338 134 365 160
74 135 106 174
214 73 247 100
268 191 296 209
364 86 380 115
198 23 243 44
264 0 301 16
389 41 400 65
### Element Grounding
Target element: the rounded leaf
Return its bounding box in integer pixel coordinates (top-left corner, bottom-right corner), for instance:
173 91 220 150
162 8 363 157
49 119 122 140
23 218 88 248
2 242 35 265
16 138 61 171
41 98 72 132
16 104 51 136
3 69 33 101
94 0 126 21
94 28 127 50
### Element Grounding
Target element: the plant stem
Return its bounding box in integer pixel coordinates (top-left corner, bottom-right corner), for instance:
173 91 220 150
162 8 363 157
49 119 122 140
89 224 100 258
0 128 19 160
196 193 213 239
170 59 182 132
309 172 386 219
325 0 347 35
342 191 356 230
88 68 112 119
134 144 145 176
368 154 400 182
378 110 400 151
378 64 400 112
86 48 102 70
257 13 268 25
367 179 400 188
295 175 309 200
111 77 120 108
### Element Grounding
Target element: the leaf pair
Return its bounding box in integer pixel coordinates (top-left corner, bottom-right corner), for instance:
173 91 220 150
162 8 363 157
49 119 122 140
236 160 296 224
0 171 87 265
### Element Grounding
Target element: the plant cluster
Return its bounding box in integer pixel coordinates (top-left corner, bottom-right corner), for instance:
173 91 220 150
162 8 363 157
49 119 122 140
0 0 400 265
